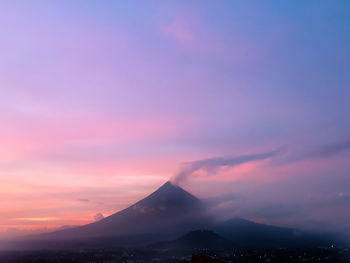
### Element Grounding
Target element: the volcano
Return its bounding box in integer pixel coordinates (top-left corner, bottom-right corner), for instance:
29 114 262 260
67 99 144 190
12 181 334 250
35 181 208 244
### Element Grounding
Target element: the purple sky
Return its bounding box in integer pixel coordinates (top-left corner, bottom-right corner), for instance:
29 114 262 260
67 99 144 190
0 1 349 238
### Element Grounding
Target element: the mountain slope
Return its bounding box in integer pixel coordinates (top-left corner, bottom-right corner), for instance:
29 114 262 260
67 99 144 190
150 230 235 250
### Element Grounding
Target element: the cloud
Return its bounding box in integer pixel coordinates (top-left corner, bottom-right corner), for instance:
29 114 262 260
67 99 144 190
160 17 194 45
202 193 246 207
77 198 90 202
255 204 300 219
93 213 104 222
286 139 350 163
170 149 281 185
311 139 350 158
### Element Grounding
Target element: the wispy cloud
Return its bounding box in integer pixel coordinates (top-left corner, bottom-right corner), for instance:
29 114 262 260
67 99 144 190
203 193 246 207
15 217 58 222
159 17 194 45
286 139 350 163
311 139 350 158
171 149 281 185
77 198 90 202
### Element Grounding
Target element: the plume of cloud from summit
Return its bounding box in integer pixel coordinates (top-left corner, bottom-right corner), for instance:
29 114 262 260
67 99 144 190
171 149 281 185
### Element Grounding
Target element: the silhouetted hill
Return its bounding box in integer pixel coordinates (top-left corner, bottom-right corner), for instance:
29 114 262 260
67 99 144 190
214 218 332 248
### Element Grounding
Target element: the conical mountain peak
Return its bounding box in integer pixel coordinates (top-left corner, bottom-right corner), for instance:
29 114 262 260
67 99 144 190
36 180 204 241
157 180 179 191
135 181 200 209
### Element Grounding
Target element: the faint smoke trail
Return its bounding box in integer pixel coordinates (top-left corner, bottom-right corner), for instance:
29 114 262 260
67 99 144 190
170 149 281 185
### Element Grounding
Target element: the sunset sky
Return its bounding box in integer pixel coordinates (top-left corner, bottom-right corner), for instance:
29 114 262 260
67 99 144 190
1 1 350 238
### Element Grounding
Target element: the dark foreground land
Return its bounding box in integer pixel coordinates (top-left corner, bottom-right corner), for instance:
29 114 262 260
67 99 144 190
0 247 349 263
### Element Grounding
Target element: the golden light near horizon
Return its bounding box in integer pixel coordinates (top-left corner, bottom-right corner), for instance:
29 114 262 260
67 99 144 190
15 218 58 222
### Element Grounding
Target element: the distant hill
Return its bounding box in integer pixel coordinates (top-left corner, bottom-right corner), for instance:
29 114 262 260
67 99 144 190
148 218 333 251
214 217 332 248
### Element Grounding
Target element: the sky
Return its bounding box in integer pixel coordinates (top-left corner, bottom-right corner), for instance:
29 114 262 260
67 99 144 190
0 0 350 238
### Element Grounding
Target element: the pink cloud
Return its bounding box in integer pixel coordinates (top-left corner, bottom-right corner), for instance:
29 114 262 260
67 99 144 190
157 9 260 64
0 114 195 162
160 17 194 45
